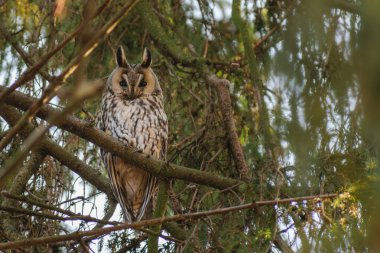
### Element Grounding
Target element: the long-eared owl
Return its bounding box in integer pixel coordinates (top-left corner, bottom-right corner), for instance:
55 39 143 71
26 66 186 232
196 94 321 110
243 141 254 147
96 46 168 222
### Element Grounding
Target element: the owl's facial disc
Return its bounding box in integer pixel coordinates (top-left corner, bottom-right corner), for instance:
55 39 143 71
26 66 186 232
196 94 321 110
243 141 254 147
111 68 157 100
110 47 160 100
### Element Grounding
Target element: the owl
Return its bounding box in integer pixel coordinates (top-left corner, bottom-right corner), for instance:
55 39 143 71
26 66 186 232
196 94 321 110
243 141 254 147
96 46 168 222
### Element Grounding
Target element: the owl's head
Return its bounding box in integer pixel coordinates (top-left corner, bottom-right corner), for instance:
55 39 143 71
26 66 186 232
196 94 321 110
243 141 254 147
107 46 161 100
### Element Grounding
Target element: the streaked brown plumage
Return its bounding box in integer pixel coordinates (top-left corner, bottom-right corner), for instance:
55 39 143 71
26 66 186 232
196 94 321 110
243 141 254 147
96 46 168 222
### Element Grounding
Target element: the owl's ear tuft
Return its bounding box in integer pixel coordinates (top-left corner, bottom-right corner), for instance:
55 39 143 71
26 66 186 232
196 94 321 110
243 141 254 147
141 47 151 68
116 46 129 68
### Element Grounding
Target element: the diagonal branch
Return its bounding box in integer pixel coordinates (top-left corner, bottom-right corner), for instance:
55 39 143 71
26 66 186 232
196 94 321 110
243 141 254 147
0 0 139 152
0 82 104 187
0 0 111 102
0 87 243 190
0 103 113 196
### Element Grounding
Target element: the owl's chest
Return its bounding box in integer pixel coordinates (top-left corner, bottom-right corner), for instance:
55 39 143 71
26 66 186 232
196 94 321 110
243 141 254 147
105 98 167 153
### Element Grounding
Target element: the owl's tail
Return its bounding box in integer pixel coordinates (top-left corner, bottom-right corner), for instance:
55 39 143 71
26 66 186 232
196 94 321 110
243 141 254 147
106 154 158 222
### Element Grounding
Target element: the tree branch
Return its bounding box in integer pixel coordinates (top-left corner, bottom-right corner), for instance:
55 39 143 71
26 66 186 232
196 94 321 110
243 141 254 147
0 104 113 196
1 191 181 249
0 0 111 101
1 191 111 222
0 193 338 250
207 75 250 181
0 86 242 191
0 151 46 241
0 81 104 186
0 205 118 225
0 0 139 152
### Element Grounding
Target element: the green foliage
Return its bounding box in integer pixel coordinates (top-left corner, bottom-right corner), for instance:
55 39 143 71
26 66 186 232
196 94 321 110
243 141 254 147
0 0 379 252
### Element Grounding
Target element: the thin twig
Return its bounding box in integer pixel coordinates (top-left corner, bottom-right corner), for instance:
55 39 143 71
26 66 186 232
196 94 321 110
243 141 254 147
0 205 118 225
0 0 111 101
2 191 74 216
253 0 296 50
2 191 181 244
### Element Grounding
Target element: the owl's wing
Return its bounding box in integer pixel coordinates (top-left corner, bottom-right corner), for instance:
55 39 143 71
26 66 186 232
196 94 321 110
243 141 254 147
105 152 158 222
135 173 157 221
105 153 134 221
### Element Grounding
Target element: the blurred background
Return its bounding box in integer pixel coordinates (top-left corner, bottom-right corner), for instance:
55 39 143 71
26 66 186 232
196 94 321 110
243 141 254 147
0 0 379 252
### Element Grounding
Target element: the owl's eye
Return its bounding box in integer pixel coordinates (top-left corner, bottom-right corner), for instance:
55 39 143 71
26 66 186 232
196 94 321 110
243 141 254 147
120 79 127 87
139 80 147 88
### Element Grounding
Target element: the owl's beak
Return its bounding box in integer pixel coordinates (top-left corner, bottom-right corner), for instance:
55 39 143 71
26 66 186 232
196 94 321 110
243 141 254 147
130 89 136 99
123 89 138 100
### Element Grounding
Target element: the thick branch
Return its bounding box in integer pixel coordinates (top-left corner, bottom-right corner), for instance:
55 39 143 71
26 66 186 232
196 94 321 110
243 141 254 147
5 152 45 196
0 193 338 250
0 81 104 185
207 75 250 181
136 0 251 182
0 87 242 190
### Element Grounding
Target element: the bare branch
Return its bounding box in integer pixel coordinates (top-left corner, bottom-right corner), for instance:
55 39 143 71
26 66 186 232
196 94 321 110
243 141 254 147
0 193 338 250
207 75 250 182
0 205 119 225
2 191 102 220
1 191 181 250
